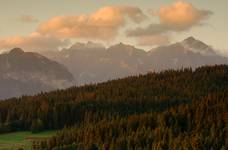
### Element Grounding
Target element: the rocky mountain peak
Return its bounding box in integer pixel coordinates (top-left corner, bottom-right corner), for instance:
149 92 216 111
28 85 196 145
69 41 105 50
9 48 24 55
180 36 216 56
108 43 137 52
183 36 196 43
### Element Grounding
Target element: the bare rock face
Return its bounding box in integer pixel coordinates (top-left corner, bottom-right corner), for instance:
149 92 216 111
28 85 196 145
0 48 74 100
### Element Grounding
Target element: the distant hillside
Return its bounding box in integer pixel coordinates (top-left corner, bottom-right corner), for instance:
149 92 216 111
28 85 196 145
0 48 74 99
42 37 228 85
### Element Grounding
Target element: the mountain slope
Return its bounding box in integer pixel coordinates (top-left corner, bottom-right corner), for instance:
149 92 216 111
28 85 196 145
0 48 74 99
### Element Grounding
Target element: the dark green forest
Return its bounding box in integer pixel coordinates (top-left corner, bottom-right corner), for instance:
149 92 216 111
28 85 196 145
0 65 227 150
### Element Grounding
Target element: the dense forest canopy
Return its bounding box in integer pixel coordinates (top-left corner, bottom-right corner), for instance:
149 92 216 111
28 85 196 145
0 65 227 150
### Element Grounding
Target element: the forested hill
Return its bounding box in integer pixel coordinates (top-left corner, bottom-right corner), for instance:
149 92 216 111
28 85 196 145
0 65 227 149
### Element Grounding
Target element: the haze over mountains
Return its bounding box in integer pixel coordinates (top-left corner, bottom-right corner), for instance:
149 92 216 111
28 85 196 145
0 37 228 100
42 37 228 84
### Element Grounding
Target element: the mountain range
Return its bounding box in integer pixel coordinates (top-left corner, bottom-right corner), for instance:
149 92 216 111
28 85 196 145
0 36 228 99
42 36 228 85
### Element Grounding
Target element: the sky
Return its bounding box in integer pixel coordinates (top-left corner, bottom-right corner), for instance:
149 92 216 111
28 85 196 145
0 0 227 54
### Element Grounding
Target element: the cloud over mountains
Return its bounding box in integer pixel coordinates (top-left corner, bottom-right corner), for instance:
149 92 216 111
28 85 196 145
0 1 213 51
0 32 69 51
37 6 146 40
127 1 212 46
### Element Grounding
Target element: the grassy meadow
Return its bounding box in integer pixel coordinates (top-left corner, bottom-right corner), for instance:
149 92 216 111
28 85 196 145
0 131 56 150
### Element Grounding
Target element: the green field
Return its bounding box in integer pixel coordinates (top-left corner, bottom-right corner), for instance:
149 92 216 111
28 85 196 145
0 131 56 150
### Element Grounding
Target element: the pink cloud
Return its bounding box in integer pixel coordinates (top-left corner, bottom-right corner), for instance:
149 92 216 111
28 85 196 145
0 32 70 51
158 1 211 29
126 1 212 46
37 6 146 40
